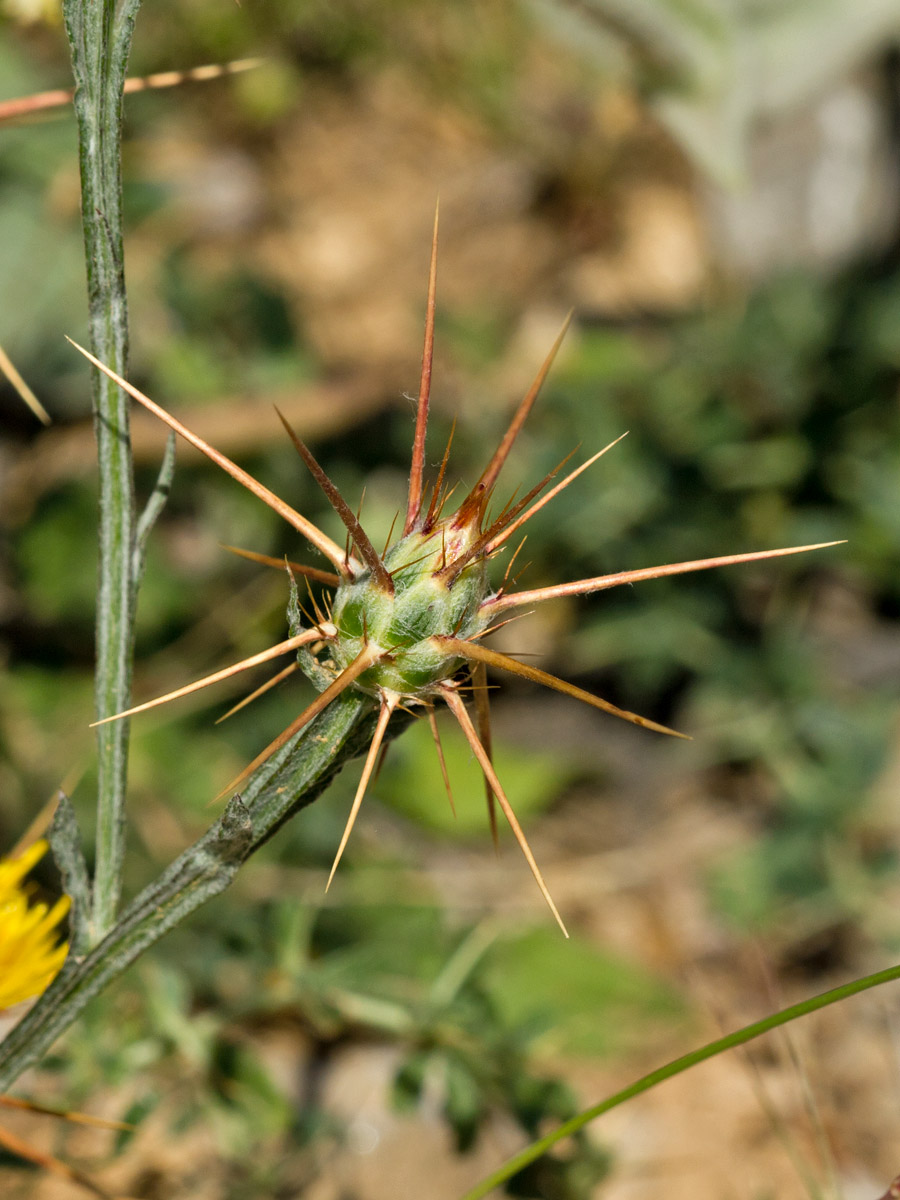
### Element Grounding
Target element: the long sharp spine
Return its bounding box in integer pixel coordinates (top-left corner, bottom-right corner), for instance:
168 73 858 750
404 201 440 535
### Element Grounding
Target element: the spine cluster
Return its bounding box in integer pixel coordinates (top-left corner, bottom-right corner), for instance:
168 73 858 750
73 209 839 935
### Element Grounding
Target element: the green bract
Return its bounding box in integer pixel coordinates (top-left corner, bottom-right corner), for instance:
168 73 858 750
332 521 490 697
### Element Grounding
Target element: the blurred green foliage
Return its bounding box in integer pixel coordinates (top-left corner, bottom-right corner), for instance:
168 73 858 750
2 1 900 1195
46 897 673 1195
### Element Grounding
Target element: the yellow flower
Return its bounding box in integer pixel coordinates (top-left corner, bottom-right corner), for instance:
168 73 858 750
0 841 69 1012
0 0 61 25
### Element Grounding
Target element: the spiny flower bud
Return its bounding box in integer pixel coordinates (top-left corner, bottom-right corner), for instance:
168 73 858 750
332 519 490 698
73 207 841 936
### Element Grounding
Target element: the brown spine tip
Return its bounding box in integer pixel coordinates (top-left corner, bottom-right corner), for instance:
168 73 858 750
485 541 847 615
326 693 397 890
89 628 332 727
470 659 499 849
439 449 581 586
485 434 628 555
221 544 340 587
0 341 51 425
215 642 383 801
459 311 573 514
274 407 394 594
450 482 490 535
426 705 456 817
441 685 569 937
436 635 688 740
422 418 456 532
67 338 352 575
404 201 440 535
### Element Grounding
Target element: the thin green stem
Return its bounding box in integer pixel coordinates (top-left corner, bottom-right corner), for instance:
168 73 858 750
460 961 900 1199
133 431 176 587
61 0 143 939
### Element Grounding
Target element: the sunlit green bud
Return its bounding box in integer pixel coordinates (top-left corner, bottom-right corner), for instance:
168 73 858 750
332 516 490 698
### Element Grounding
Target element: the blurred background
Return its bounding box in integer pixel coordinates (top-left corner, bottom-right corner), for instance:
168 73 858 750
1 1 900 1196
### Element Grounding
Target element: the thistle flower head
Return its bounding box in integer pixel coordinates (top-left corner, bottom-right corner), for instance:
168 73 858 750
72 209 841 936
0 840 69 1012
331 521 489 698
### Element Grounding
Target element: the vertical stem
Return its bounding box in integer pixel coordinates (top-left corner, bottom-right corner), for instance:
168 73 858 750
62 0 143 939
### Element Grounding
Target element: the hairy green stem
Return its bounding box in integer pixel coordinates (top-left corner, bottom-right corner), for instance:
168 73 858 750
460 961 900 1199
62 0 144 940
0 691 383 1090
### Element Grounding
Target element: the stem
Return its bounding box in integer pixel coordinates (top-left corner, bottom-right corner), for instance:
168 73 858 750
0 691 384 1090
0 0 403 1095
132 431 176 587
460 962 900 1199
61 0 143 939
